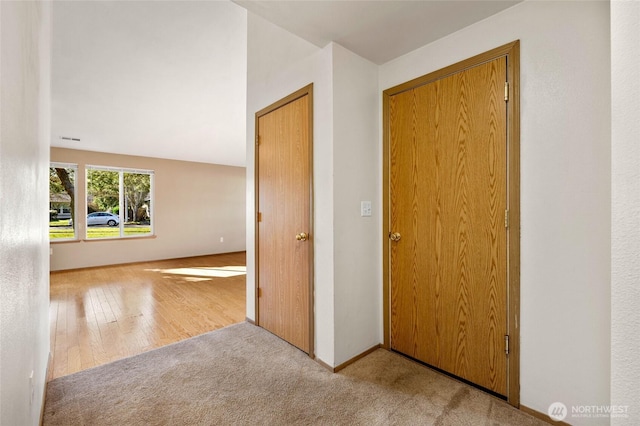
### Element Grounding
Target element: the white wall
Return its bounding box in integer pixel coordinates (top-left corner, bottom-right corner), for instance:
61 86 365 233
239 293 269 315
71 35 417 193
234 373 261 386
611 1 640 424
379 1 611 422
331 44 381 365
0 1 52 424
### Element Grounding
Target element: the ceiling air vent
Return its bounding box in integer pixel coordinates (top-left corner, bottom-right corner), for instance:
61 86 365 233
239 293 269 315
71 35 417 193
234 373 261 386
59 136 81 142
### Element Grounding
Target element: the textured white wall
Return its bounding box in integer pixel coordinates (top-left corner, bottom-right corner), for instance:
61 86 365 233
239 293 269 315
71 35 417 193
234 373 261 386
611 1 640 423
0 1 52 424
379 1 611 422
331 44 381 365
49 148 246 271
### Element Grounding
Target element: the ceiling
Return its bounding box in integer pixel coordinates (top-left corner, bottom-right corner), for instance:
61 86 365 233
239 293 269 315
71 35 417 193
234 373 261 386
236 1 520 65
51 1 247 166
52 0 520 167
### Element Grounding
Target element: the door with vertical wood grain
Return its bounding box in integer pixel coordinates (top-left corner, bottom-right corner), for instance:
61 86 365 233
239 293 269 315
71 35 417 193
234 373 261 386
256 86 313 354
389 57 508 395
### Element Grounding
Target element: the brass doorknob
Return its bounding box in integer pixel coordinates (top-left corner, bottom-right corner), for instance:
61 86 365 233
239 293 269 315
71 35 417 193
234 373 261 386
389 232 401 242
296 232 308 241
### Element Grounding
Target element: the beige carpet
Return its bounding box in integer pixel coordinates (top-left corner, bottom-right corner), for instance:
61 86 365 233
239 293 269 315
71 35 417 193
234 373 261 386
43 322 545 425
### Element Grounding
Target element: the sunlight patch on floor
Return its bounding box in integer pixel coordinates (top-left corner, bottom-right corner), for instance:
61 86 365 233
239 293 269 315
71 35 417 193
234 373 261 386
146 266 247 279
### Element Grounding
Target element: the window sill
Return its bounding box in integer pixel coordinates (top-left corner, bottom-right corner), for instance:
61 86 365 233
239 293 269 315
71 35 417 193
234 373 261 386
50 238 81 244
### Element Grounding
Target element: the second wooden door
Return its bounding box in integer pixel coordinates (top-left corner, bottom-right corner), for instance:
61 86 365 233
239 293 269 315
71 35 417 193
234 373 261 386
389 57 509 395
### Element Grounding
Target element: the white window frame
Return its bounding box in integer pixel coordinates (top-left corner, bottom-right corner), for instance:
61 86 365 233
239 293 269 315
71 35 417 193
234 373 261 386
85 165 155 240
50 162 78 242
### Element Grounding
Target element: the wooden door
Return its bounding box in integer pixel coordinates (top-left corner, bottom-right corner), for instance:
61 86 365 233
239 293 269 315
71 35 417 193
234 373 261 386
256 86 313 354
388 56 510 395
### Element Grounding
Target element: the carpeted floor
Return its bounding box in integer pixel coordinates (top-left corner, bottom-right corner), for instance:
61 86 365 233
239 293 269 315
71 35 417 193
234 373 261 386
43 322 546 425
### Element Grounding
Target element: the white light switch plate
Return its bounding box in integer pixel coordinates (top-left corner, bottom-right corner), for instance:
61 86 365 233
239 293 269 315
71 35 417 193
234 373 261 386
361 201 372 217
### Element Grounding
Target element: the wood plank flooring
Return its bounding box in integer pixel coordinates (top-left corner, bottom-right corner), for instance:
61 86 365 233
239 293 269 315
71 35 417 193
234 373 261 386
49 252 246 381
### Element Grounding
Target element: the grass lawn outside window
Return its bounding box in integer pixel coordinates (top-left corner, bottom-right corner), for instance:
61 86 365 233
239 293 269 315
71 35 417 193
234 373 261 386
49 223 151 240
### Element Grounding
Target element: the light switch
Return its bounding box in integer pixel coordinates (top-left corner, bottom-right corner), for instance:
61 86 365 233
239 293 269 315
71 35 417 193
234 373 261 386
361 201 372 217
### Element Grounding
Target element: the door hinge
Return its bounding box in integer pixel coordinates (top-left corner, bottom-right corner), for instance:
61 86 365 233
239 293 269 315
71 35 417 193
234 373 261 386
257 212 262 222
505 334 510 355
257 287 262 298
256 135 260 146
504 81 509 102
504 209 509 229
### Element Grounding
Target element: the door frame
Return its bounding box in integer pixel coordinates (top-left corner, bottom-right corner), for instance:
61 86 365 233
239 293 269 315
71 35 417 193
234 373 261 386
382 41 520 406
254 84 315 358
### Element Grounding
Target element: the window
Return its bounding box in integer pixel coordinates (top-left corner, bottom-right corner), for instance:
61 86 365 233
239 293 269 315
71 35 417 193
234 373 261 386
49 163 77 241
86 166 154 239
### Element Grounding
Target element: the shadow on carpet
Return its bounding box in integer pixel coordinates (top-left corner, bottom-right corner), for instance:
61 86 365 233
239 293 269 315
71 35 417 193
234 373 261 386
43 322 545 425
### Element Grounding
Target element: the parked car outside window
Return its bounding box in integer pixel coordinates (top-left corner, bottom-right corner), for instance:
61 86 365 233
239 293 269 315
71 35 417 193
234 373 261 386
70 212 120 227
87 212 120 226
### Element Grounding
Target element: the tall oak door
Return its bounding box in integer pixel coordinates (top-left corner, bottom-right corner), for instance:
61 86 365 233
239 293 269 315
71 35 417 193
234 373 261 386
387 52 515 397
256 86 313 354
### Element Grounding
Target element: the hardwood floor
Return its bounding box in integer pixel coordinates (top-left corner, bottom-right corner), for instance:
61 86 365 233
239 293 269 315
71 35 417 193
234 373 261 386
49 252 246 381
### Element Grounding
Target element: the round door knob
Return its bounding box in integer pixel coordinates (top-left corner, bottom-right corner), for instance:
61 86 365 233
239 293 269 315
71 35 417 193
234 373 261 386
296 232 308 241
389 232 401 242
